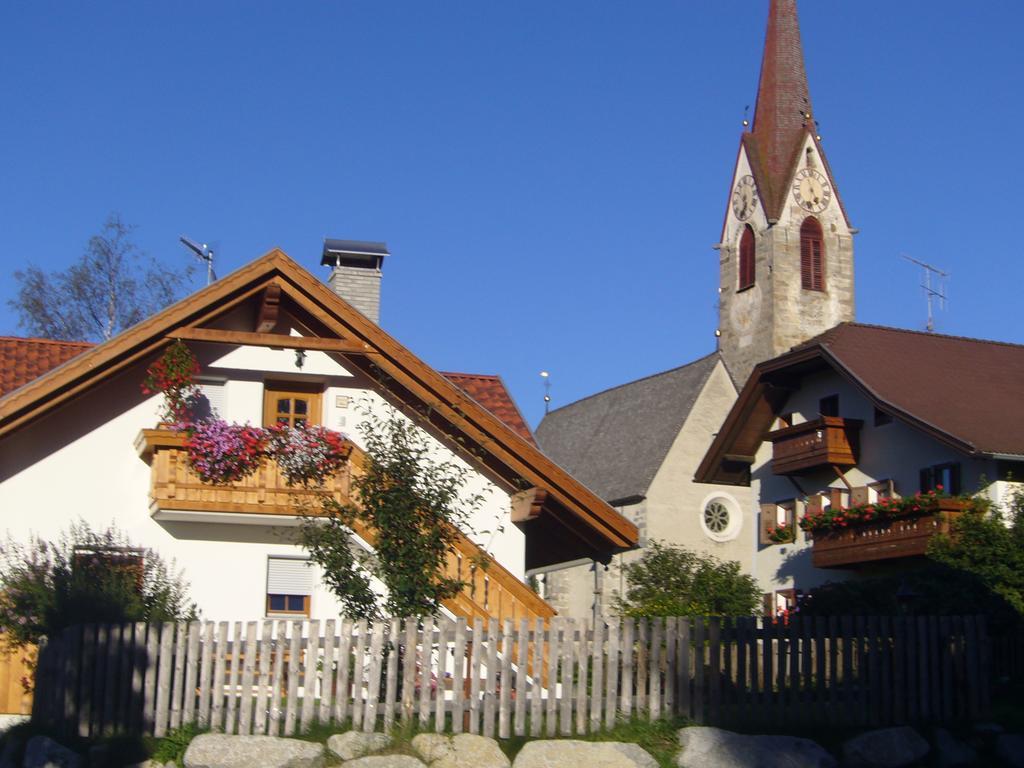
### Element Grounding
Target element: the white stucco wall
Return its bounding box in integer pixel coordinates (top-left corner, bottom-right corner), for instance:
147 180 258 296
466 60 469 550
0 338 523 623
750 368 1011 596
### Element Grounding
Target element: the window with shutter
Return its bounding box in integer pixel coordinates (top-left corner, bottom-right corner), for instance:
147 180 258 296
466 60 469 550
266 557 314 616
738 225 756 290
800 217 825 291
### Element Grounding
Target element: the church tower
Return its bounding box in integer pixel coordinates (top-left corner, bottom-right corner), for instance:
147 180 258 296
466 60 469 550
717 0 855 384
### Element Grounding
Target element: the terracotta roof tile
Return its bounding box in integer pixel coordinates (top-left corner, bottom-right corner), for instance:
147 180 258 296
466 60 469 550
0 337 93 397
441 372 537 446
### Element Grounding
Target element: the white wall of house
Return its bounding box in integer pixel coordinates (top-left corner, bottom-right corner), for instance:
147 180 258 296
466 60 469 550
0 338 522 624
750 368 1015 599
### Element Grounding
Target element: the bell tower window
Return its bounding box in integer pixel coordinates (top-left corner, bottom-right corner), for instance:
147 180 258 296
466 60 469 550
800 217 825 291
738 225 755 290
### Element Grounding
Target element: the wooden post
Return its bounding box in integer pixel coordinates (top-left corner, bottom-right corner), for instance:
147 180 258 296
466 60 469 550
590 619 604 731
402 618 418 726
707 618 720 725
170 623 188 731
301 620 320 733
419 616 434 729
499 619 513 739
693 617 705 725
284 622 302 736
679 617 692 722
144 623 162 735
225 622 243 734
154 623 175 736
351 618 368 732
435 619 450 733
197 622 214 730
515 618 529 737
484 618 499 738
559 618 574 736
605 619 620 729
384 619 400 733
270 621 287 735
452 618 466 734
469 617 483 735
320 620 336 727
575 619 589 734
238 622 257 735
531 617 544 737
635 619 648 718
335 619 353 726
620 618 634 721
364 621 384 732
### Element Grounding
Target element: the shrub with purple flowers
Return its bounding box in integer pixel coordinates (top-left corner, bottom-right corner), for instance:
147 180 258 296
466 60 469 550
182 420 268 485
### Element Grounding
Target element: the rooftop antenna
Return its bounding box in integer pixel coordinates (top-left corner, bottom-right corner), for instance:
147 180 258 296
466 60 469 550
901 254 948 332
180 236 217 285
742 104 750 128
540 370 551 415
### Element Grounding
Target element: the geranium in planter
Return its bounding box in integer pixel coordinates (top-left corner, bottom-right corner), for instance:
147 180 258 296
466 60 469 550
798 486 953 534
141 340 200 424
267 423 351 487
767 523 796 544
183 419 268 485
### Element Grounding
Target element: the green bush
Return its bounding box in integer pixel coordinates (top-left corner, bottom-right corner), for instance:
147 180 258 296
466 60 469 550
614 541 761 618
0 521 198 646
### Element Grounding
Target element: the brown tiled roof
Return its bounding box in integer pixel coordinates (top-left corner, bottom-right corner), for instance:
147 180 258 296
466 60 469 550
697 323 1024 484
807 323 1024 457
0 337 93 397
441 372 536 446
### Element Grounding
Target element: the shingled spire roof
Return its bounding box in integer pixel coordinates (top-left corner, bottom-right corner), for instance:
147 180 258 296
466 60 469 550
741 0 815 222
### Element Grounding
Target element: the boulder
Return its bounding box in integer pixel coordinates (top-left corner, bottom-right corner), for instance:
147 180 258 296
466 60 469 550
411 734 509 768
995 734 1024 768
676 727 836 768
182 734 324 768
841 727 929 768
22 736 82 768
932 728 976 768
513 740 656 768
344 758 426 768
326 732 393 761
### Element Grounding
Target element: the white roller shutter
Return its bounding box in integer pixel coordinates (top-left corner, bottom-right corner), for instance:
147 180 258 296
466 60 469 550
197 380 226 419
267 557 313 595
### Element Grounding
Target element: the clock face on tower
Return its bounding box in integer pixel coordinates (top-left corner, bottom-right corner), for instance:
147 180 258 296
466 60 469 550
732 175 758 221
792 168 832 213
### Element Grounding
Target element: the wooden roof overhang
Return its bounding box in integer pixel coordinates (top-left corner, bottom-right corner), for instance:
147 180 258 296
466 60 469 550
695 338 987 487
0 250 637 569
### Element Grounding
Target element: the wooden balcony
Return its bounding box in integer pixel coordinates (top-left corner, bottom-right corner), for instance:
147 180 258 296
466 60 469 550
811 499 965 569
135 429 350 517
134 429 555 626
768 416 862 475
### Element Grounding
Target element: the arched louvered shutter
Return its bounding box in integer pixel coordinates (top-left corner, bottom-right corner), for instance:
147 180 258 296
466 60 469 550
800 217 825 291
739 225 755 290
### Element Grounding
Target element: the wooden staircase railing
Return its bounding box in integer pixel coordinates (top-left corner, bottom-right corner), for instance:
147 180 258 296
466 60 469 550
136 429 556 628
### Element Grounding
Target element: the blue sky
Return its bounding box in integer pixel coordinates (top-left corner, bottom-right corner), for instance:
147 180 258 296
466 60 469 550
2 2 1022 427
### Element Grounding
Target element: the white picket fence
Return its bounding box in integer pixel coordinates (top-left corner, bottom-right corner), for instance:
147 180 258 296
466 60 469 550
31 614 992 739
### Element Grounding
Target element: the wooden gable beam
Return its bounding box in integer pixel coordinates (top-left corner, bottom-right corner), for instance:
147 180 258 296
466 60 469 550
510 487 549 523
170 328 376 355
255 284 282 332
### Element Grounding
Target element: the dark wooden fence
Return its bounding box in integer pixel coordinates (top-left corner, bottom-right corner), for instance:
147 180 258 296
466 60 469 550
31 615 996 739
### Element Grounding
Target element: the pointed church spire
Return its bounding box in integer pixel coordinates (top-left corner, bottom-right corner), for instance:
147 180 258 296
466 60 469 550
746 0 814 218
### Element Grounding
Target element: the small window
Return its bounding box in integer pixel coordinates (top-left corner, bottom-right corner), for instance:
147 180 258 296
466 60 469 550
263 382 322 428
800 217 825 291
819 395 839 417
189 379 226 421
920 463 961 495
738 225 756 290
873 407 893 427
760 500 796 546
700 495 742 542
266 557 314 617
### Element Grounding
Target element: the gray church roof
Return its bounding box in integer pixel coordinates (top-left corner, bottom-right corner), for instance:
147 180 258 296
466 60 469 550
535 353 720 505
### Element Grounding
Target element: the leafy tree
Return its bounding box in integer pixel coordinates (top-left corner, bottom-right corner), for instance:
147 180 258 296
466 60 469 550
927 489 1024 617
9 213 193 341
614 540 761 618
0 521 198 647
299 406 486 619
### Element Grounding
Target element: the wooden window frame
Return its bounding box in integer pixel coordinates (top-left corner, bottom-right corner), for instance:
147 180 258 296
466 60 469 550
800 216 825 292
759 499 797 546
262 381 323 428
265 594 311 618
738 225 756 291
920 462 961 495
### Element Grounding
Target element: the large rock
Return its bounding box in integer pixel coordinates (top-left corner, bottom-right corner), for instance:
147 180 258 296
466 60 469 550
841 727 929 768
932 728 976 768
344 758 426 768
326 732 393 761
182 734 324 768
676 727 836 768
995 734 1024 768
22 736 82 768
514 740 656 768
412 734 509 768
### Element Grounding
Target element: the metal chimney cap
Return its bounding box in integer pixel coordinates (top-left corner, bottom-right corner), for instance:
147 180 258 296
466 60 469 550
321 239 389 269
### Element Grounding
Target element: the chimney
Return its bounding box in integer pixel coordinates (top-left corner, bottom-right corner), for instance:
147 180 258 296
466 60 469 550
320 239 389 324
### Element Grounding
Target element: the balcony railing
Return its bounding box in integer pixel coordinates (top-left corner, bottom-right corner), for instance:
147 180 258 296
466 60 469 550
811 499 965 568
768 416 862 475
134 429 555 626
